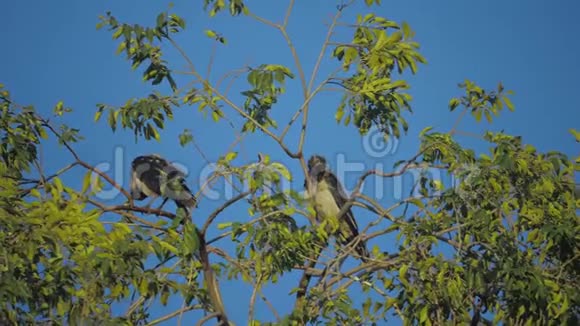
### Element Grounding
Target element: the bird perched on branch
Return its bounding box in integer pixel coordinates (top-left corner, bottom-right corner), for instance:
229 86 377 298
304 154 370 262
130 154 197 217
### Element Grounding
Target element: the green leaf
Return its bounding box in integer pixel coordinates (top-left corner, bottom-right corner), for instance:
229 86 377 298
399 264 408 280
92 175 104 193
402 21 411 38
54 101 64 116
112 27 123 39
159 241 179 255
335 106 345 123
82 170 92 193
148 124 160 141
362 297 371 317
57 300 68 316
212 110 220 122
156 13 166 28
343 114 351 126
204 29 217 38
217 222 232 230
183 226 200 255
271 162 292 181
385 298 397 309
527 229 539 242
569 128 580 142
449 98 460 111
419 305 429 323
94 108 104 122
371 245 381 257
484 110 492 123
53 177 64 194
179 129 193 147
408 198 425 208
503 96 515 111
115 223 132 235
30 188 41 198
474 109 482 122
225 151 238 162
419 126 433 137
34 125 47 140
139 278 149 296
160 288 170 306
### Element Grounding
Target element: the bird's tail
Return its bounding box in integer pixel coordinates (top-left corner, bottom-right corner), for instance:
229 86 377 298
175 196 197 222
175 196 197 210
356 241 374 285
356 241 371 263
166 170 198 212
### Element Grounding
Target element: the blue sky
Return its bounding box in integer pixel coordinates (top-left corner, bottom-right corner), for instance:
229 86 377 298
1 0 579 324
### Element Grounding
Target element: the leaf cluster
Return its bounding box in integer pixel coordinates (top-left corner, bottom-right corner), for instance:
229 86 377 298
332 13 426 138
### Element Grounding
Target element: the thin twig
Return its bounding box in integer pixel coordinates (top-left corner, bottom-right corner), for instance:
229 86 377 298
449 107 468 135
206 210 288 245
282 0 295 28
202 191 251 235
279 69 341 141
206 42 218 80
40 118 132 200
87 200 167 230
99 203 176 220
295 7 344 156
248 274 263 325
209 247 282 322
195 312 220 326
247 4 307 98
178 260 199 325
307 8 342 93
146 305 202 326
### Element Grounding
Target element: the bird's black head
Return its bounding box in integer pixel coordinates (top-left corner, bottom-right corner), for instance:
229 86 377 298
131 154 173 185
307 155 328 180
131 154 168 169
307 155 326 170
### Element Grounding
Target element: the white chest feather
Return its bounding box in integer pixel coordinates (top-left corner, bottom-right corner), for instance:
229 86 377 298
135 177 158 197
313 183 340 219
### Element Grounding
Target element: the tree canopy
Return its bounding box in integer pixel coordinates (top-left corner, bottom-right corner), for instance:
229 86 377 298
1 0 579 325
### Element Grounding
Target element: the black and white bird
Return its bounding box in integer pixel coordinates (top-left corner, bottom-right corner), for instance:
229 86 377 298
304 155 370 262
130 154 198 216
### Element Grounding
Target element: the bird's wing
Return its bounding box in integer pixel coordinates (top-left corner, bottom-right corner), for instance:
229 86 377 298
163 166 197 208
322 171 360 237
303 175 312 199
130 168 147 200
131 155 170 198
323 171 370 260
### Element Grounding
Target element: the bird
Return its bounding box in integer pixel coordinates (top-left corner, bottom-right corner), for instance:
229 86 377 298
304 154 370 262
130 154 198 218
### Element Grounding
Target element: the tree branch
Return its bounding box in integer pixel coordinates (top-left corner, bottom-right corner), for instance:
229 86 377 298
202 191 251 235
282 0 295 28
248 274 263 325
195 312 221 326
146 305 202 326
198 228 230 325
449 107 468 135
296 5 345 156
40 117 132 200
